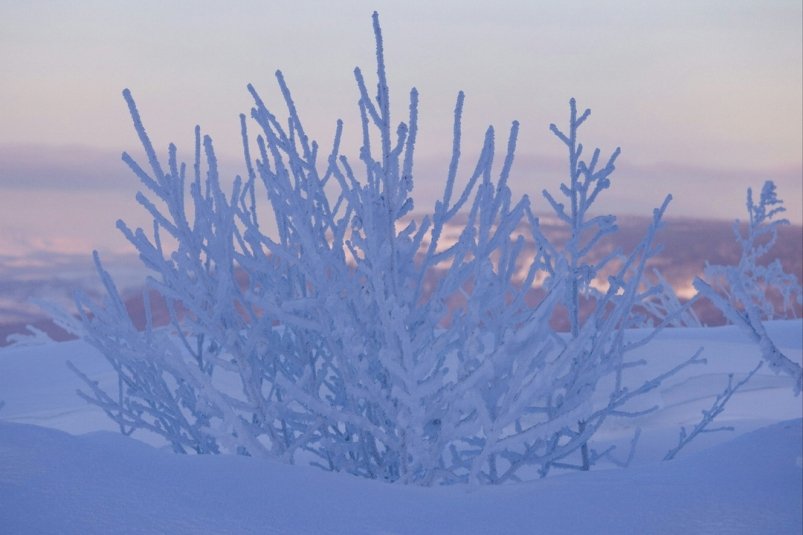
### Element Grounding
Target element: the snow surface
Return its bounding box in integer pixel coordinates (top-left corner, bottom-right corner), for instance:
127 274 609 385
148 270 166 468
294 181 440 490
1 322 801 534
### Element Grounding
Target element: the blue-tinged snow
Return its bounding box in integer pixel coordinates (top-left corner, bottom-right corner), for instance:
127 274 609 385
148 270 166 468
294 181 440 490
0 419 800 534
0 321 801 533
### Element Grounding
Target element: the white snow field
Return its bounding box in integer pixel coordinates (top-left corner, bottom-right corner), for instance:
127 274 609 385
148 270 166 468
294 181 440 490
1 321 801 534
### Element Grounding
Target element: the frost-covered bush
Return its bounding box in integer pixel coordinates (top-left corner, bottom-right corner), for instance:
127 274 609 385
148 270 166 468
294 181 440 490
695 181 803 394
70 13 702 484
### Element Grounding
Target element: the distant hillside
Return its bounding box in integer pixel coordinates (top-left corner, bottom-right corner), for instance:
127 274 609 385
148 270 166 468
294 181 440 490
1 216 800 345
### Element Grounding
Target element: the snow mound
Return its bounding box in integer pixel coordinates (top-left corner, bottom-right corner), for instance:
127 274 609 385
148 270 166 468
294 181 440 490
0 419 800 534
0 321 800 533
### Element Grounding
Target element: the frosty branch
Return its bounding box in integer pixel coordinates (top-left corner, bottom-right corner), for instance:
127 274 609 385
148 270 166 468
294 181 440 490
695 181 803 394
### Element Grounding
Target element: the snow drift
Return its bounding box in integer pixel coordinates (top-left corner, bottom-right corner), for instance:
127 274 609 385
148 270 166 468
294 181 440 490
1 322 801 533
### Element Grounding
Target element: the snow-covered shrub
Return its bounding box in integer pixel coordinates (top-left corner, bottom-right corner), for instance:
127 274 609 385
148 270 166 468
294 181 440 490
70 13 700 484
523 99 708 474
694 181 803 394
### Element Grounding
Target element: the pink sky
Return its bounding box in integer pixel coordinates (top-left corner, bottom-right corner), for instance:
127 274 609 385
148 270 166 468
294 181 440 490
1 1 801 257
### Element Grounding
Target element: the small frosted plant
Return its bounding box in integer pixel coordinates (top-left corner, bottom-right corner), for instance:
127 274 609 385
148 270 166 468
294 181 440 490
68 12 707 484
695 181 803 394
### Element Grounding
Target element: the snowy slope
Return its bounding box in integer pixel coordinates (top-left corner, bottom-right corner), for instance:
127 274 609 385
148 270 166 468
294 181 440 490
0 322 801 534
0 419 800 534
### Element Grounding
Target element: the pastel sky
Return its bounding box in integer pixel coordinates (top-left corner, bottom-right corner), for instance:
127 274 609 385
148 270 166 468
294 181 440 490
1 0 801 257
